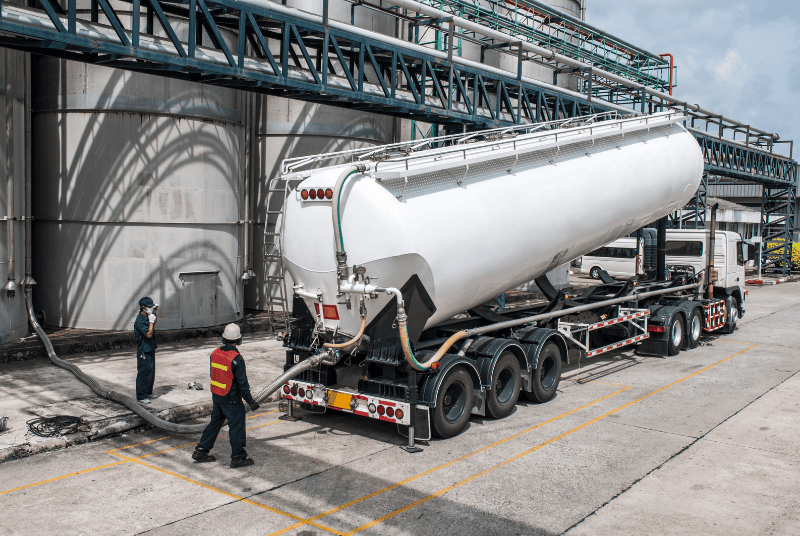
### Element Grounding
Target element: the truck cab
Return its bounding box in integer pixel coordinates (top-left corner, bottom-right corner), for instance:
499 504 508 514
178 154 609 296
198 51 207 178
664 229 747 317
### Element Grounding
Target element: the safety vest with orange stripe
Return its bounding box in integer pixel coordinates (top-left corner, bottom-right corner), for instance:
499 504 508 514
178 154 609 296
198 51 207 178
209 348 238 396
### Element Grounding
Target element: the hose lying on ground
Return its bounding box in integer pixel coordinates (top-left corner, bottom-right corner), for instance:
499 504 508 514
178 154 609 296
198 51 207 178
24 287 334 434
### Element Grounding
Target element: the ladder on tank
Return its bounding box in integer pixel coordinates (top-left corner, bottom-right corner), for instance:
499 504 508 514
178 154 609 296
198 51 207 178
262 176 296 333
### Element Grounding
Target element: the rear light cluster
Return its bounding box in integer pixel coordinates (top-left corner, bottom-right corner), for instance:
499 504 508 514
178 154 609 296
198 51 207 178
300 188 333 201
647 325 666 333
283 382 316 400
368 403 403 420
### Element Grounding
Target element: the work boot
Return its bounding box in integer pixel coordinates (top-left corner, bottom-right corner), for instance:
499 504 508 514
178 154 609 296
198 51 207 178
148 394 159 399
138 398 151 404
230 456 254 468
192 446 215 463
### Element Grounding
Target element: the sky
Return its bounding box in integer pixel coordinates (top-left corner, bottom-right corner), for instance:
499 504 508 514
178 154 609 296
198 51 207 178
587 0 799 158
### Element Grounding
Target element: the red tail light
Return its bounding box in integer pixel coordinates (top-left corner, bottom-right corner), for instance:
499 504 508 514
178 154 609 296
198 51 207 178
291 385 298 396
283 384 290 394
309 189 317 199
325 188 333 199
317 188 325 199
301 189 309 200
647 325 665 333
377 405 385 415
298 388 306 398
386 407 395 418
394 409 404 420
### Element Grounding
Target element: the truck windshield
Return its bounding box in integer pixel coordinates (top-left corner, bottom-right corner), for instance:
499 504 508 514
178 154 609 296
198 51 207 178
665 240 703 257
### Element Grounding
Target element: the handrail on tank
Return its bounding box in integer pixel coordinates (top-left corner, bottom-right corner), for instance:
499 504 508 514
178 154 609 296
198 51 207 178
280 110 633 176
370 111 688 175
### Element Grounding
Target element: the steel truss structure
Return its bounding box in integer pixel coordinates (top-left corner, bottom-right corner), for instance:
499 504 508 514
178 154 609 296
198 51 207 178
390 0 671 100
0 0 795 273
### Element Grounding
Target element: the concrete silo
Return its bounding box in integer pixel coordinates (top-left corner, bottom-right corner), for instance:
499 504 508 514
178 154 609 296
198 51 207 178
31 3 245 331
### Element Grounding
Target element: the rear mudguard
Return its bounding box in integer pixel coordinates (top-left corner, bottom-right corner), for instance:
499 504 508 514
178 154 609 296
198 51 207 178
418 353 484 415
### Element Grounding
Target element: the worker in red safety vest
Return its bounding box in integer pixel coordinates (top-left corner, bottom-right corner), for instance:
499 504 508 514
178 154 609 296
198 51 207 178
192 324 260 468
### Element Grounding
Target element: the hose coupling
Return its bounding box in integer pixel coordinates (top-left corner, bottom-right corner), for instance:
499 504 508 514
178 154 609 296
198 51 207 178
359 300 367 318
336 251 348 282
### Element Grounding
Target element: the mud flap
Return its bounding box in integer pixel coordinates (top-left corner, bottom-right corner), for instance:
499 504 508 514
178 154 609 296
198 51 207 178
397 405 431 441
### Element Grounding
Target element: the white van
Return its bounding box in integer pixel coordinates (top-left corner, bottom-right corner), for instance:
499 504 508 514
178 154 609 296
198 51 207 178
578 237 637 279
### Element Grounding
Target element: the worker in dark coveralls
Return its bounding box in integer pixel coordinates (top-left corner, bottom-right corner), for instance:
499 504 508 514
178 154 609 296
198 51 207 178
193 323 260 468
133 297 159 404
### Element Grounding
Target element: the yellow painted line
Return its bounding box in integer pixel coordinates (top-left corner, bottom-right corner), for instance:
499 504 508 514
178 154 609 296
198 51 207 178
346 344 758 535
107 434 178 454
0 460 127 496
110 451 346 536
266 384 630 536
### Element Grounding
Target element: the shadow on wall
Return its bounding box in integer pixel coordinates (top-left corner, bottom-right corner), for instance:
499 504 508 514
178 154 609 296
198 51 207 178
32 62 242 330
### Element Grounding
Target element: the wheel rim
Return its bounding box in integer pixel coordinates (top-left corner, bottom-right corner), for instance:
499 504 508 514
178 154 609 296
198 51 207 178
495 366 516 405
540 355 557 390
691 314 701 340
671 319 683 347
442 381 467 424
591 268 599 278
730 307 738 326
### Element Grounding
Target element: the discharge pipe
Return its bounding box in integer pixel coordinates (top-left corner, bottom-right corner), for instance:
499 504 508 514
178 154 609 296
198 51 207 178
401 283 702 371
24 286 334 434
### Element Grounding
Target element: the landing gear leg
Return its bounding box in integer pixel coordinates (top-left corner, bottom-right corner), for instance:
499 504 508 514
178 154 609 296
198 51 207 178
400 370 423 453
279 399 301 422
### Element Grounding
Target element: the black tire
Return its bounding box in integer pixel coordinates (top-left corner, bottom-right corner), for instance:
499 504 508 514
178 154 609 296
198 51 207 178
589 266 601 279
486 352 521 419
524 341 562 403
667 313 684 356
723 297 739 334
431 366 474 439
686 308 702 349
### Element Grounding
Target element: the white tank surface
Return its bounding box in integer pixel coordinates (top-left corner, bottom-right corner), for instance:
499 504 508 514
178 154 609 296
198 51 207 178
281 112 703 336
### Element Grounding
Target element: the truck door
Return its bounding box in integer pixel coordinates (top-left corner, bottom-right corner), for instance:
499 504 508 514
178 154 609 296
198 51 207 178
714 238 726 288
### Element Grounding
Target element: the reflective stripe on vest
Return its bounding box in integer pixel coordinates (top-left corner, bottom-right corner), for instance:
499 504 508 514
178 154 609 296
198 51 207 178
209 348 238 396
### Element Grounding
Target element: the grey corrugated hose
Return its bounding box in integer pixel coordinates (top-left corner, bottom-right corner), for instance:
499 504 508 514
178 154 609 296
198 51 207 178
24 287 330 433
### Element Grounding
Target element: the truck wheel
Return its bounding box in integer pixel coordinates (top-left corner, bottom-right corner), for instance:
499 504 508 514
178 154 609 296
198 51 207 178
667 314 684 356
590 266 601 279
486 352 521 419
687 309 702 349
524 342 562 403
723 297 739 334
431 366 474 438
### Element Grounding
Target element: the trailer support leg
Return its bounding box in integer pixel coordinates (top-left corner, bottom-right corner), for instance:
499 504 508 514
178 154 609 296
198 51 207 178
400 369 423 453
279 399 301 421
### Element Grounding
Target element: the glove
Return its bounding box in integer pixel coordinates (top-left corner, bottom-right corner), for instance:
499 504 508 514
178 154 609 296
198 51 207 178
148 313 157 324
249 402 260 412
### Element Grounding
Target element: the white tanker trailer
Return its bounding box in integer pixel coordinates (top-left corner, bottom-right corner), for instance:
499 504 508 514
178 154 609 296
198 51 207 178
273 111 743 447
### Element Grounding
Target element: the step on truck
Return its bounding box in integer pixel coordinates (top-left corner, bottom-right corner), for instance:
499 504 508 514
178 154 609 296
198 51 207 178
269 112 748 450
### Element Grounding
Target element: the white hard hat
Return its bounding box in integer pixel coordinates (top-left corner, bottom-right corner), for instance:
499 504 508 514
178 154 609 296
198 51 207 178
222 323 242 341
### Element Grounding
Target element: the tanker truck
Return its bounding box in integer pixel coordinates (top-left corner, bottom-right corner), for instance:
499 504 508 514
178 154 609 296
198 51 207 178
270 111 741 449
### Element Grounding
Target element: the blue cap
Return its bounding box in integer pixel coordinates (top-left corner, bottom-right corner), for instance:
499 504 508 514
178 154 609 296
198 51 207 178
139 296 155 308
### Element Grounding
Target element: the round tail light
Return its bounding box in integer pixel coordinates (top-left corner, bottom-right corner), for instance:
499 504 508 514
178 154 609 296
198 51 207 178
290 385 298 396
368 403 376 413
309 189 317 199
386 407 394 418
317 188 324 199
306 390 314 400
325 188 333 199
377 405 385 415
300 189 309 200
395 409 404 420
298 388 306 398
283 384 290 394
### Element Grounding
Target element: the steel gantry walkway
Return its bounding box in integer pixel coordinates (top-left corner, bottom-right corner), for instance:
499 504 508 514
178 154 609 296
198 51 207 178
0 0 795 273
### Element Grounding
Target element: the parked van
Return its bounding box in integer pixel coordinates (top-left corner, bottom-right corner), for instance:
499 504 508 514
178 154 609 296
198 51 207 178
577 237 637 279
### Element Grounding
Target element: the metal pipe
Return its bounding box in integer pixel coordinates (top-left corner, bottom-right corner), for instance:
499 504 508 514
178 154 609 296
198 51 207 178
243 92 251 276
23 51 33 287
658 53 674 95
707 203 719 300
4 49 16 298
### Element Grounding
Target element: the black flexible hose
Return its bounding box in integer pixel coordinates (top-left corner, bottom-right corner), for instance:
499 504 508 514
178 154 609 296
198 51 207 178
24 287 331 434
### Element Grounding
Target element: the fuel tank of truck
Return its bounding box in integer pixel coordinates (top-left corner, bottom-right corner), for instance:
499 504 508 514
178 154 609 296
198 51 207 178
280 112 703 337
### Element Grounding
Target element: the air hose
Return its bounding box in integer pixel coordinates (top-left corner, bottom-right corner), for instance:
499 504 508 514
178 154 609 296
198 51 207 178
324 316 366 350
398 303 466 372
24 286 334 434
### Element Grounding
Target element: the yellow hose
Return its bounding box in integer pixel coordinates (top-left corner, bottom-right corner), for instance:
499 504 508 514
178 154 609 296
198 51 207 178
399 312 467 371
324 317 366 349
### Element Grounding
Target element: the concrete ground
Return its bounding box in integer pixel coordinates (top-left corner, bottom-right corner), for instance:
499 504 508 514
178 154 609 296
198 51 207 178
0 282 798 535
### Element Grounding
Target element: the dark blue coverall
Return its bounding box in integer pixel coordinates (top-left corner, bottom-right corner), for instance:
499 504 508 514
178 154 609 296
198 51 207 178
198 344 257 459
133 313 157 401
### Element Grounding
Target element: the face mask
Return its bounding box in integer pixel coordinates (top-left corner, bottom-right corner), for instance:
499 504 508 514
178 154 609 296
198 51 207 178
145 307 154 314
